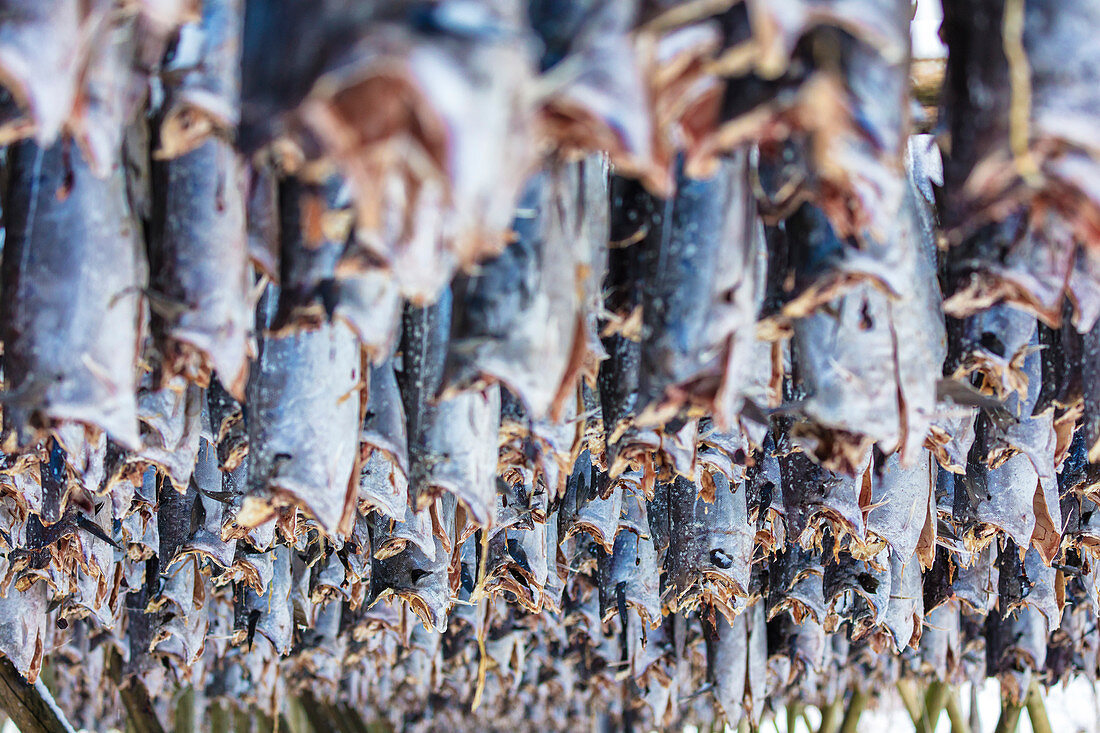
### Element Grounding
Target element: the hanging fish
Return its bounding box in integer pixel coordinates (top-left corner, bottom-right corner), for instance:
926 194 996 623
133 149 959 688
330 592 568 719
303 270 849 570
371 496 455 631
666 472 754 617
150 130 252 394
237 282 361 535
2 138 145 450
442 163 599 421
157 0 243 159
359 358 409 521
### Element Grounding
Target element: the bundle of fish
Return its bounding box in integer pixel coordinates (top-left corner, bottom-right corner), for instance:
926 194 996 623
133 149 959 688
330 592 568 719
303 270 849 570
0 1 1097 732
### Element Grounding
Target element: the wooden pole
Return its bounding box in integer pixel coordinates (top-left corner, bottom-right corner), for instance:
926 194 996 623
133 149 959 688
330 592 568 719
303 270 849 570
839 689 869 733
1025 681 1052 733
298 693 337 732
787 703 803 733
944 690 971 733
993 697 1023 733
174 686 196 733
331 703 371 733
0 656 74 733
818 698 844 733
233 705 253 733
118 679 167 733
285 698 311 733
895 681 922 727
918 682 950 733
105 650 166 733
210 703 232 733
969 685 981 733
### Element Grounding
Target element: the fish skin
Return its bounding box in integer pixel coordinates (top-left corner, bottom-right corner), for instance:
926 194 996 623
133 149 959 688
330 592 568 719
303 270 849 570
158 0 243 158
244 284 361 535
530 0 653 176
207 377 249 471
918 600 961 681
889 181 949 462
881 549 922 652
418 386 500 529
0 0 113 147
370 497 454 632
245 1 538 300
559 451 623 553
443 172 562 412
767 544 826 625
370 501 435 563
704 0 910 240
780 448 867 548
396 293 452 512
359 359 410 521
270 175 345 333
240 544 294 654
986 602 1048 704
597 494 661 628
237 0 380 151
332 265 402 361
2 138 144 450
151 135 252 396
443 163 595 420
666 472 754 617
133 379 204 493
767 168 944 468
787 220 897 462
703 607 747 727
788 268 899 467
636 158 727 417
180 437 238 569
486 519 548 613
599 174 657 473
361 370 409 464
1081 319 1100 462
822 541 891 631
941 0 1100 248
866 450 935 564
245 160 280 279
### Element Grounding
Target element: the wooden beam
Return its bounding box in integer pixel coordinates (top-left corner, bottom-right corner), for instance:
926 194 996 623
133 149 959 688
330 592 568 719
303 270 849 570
333 702 372 733
911 57 946 133
969 685 982 733
209 703 232 733
298 693 337 733
118 678 167 733
912 59 946 109
0 656 74 733
233 705 253 733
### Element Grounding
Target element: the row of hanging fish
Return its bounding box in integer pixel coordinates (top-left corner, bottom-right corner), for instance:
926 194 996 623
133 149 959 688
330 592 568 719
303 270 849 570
1 0 1100 730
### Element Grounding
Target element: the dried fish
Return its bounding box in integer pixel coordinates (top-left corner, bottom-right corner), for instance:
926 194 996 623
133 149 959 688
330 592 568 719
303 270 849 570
240 285 361 534
157 0 242 158
443 163 598 420
2 139 144 449
0 5 1099 728
666 472 754 617
359 359 409 521
150 134 252 395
